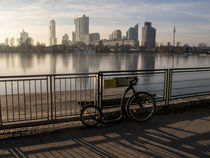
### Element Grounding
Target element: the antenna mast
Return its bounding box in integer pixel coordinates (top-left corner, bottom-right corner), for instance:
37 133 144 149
173 23 176 47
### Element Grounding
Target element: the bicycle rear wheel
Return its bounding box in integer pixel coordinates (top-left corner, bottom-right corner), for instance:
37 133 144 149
127 92 156 122
80 105 101 127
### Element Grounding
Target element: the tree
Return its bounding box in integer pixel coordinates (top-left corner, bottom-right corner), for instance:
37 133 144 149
5 38 9 46
167 42 171 47
10 38 15 46
176 41 181 47
26 37 33 46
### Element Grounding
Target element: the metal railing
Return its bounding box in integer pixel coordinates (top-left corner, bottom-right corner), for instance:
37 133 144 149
0 73 98 129
0 67 210 129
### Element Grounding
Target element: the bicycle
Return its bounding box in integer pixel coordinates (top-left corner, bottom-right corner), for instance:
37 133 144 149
80 76 156 127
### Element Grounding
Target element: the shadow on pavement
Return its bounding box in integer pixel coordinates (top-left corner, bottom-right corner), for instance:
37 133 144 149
1 107 210 157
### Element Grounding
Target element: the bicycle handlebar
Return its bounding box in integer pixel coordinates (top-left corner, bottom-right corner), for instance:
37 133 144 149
129 76 138 86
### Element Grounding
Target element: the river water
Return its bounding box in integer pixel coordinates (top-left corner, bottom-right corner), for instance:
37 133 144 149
0 52 210 97
1 52 210 75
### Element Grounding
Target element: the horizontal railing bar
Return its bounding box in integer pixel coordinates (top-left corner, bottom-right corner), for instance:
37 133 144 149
172 71 209 75
170 93 210 100
171 67 210 70
99 69 168 74
172 69 210 73
0 75 51 79
52 72 98 76
1 117 49 124
171 91 210 98
54 76 96 80
102 72 165 77
0 78 47 82
172 85 210 91
172 78 210 83
0 116 81 130
0 72 98 79
137 82 165 86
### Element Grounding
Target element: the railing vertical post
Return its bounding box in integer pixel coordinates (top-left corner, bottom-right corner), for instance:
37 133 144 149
49 76 53 121
164 69 168 104
94 75 97 105
168 70 173 102
49 75 56 121
164 69 173 107
53 75 56 121
0 96 2 127
98 72 103 109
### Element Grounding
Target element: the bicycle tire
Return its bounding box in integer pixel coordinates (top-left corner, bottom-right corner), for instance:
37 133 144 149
80 105 101 127
126 92 156 122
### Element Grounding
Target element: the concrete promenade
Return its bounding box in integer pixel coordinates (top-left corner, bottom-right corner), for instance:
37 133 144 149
0 106 210 158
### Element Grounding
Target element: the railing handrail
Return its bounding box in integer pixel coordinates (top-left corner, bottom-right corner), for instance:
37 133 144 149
0 72 98 79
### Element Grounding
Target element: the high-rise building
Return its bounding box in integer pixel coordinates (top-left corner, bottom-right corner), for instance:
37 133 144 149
72 32 76 42
126 28 134 40
19 29 28 44
62 34 69 45
108 34 113 40
18 29 33 45
126 24 139 47
74 15 89 43
141 22 156 48
49 19 57 46
113 30 122 40
134 24 138 44
89 33 100 42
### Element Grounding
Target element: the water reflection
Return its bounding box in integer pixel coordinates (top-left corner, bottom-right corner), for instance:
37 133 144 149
141 53 155 83
0 52 210 76
141 53 155 70
72 54 89 73
36 53 46 65
19 53 33 73
50 53 57 74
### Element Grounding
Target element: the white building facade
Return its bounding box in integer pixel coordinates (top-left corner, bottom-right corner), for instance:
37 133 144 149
74 15 89 43
49 19 57 46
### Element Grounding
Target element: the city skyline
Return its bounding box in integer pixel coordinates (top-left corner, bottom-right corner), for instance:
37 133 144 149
0 0 209 46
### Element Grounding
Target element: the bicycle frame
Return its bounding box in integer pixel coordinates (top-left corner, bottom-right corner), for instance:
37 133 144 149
80 76 156 127
101 79 138 123
120 84 137 115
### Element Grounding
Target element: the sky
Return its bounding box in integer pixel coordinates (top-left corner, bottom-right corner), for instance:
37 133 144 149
0 0 210 46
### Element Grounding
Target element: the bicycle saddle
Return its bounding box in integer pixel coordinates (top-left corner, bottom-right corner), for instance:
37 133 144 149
129 76 138 86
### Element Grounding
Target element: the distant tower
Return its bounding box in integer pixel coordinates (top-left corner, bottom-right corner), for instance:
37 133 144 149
173 24 176 47
49 19 57 46
141 22 156 48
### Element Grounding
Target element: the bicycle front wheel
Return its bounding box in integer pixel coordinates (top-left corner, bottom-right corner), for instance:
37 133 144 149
80 105 101 127
127 92 156 122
